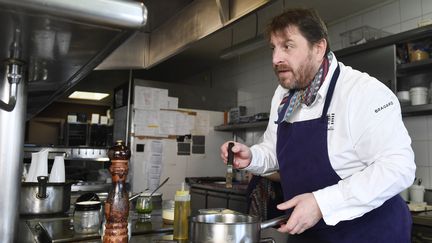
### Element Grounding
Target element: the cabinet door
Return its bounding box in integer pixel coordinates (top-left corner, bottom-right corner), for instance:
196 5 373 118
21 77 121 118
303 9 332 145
338 45 397 93
228 194 248 214
412 224 432 243
207 191 228 209
190 188 207 216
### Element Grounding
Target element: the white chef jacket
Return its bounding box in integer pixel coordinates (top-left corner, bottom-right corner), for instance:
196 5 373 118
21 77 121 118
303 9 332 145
247 55 416 226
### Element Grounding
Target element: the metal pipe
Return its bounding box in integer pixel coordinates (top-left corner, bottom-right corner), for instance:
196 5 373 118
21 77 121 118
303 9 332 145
0 83 17 111
125 69 132 146
0 61 22 112
0 0 147 29
0 64 26 243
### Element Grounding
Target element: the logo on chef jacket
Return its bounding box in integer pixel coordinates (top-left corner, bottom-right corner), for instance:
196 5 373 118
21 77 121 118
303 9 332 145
374 101 394 113
327 113 335 130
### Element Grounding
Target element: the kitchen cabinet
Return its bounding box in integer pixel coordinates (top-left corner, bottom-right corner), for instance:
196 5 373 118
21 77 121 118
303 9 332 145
64 122 113 147
412 224 432 243
338 45 396 92
335 25 432 117
189 181 249 216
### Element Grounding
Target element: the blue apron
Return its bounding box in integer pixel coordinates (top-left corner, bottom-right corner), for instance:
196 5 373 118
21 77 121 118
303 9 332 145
276 65 412 243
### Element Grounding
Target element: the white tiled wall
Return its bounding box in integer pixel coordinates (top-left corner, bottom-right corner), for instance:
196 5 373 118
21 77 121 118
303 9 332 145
207 0 432 184
404 116 432 189
328 0 432 50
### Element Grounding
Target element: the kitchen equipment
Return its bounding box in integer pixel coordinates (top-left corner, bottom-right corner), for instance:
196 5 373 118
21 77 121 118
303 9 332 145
226 142 234 189
26 149 49 182
103 140 131 242
253 112 270 121
173 182 191 240
410 49 429 62
49 155 65 183
410 184 426 203
73 193 102 234
397 91 410 103
150 177 169 197
190 213 288 243
410 87 428 105
228 106 247 124
20 176 73 215
162 200 175 224
136 195 153 219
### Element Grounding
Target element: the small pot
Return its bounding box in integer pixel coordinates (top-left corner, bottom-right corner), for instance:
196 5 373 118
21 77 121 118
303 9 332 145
190 213 288 243
20 176 73 215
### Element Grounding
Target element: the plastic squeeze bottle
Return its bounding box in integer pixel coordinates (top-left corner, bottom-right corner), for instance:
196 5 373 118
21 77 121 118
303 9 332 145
173 182 191 240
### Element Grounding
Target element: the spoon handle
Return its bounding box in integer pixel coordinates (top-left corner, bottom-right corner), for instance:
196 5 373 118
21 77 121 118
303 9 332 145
150 177 170 197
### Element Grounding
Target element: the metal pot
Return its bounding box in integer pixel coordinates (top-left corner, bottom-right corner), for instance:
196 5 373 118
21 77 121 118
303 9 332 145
190 213 288 243
20 176 72 215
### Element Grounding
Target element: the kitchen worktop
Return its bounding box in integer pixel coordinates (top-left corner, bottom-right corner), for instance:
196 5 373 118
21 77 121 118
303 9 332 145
412 210 432 227
18 210 173 243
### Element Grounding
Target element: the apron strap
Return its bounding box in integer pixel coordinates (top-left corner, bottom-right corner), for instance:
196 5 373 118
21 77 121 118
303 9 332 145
321 65 340 119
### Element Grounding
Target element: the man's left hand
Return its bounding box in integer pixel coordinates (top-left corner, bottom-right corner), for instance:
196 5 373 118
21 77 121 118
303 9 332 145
276 193 322 234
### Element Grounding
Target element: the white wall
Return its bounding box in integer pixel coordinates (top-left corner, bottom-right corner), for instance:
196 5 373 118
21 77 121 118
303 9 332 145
206 0 432 187
328 0 432 51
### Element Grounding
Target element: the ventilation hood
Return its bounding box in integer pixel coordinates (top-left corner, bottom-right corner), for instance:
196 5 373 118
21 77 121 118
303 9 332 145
0 0 147 119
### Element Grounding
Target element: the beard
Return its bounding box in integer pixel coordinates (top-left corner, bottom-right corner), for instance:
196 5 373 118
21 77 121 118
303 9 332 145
274 52 318 90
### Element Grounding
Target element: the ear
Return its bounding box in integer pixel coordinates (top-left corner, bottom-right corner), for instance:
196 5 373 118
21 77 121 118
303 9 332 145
313 39 327 61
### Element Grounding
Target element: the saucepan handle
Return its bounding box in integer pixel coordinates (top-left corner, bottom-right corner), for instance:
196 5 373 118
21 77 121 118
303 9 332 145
260 214 289 229
37 176 48 199
259 237 276 243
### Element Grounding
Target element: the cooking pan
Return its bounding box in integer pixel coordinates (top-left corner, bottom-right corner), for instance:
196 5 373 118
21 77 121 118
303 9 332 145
190 213 288 243
20 176 73 215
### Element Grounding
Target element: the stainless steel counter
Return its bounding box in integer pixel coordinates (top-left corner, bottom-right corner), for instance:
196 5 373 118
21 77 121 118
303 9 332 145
18 210 173 243
412 211 432 227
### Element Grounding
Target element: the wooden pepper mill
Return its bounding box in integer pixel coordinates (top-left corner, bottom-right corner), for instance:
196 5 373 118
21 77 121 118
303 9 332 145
104 140 131 243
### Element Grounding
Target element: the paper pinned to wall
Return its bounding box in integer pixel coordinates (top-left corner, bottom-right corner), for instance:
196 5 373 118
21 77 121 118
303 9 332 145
159 110 177 136
134 86 154 109
144 140 164 190
134 109 163 137
192 111 210 135
167 97 178 109
134 86 169 110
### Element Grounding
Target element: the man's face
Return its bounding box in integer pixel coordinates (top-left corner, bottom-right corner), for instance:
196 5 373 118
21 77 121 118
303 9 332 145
270 26 322 90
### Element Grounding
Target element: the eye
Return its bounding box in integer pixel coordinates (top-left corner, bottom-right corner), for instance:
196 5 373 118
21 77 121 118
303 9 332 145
284 42 294 50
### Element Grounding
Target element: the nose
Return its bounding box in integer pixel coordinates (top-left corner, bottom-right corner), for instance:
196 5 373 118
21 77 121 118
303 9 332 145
272 48 283 66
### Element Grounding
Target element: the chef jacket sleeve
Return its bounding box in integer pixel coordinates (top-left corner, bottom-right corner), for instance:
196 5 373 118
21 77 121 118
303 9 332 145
313 75 416 226
245 85 284 174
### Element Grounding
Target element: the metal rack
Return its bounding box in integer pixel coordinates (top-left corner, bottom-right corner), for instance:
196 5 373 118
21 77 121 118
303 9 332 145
23 146 109 162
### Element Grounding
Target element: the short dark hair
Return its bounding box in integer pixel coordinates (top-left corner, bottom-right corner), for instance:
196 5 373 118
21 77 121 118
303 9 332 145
266 8 330 54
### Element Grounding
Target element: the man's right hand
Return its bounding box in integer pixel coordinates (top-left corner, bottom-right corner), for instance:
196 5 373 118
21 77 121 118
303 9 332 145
220 141 252 169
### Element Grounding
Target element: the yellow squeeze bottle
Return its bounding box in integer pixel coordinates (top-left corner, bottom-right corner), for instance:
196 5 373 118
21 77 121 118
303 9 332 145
173 182 191 240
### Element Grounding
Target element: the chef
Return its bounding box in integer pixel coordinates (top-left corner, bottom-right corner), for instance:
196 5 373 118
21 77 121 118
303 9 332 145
220 8 415 243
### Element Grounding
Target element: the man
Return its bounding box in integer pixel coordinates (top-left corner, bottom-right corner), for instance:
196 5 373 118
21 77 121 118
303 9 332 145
220 8 415 242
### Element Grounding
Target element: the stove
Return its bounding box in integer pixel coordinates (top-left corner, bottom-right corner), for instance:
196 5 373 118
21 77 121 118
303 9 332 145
18 211 173 243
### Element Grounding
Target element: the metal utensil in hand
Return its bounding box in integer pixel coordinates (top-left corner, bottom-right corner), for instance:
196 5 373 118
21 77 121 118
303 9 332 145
226 142 234 188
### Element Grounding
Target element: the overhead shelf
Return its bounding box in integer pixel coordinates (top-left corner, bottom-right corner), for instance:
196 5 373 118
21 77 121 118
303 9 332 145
402 104 432 116
214 121 268 131
397 59 432 75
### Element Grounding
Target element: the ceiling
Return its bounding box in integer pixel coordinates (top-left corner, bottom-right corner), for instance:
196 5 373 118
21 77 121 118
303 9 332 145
63 0 390 106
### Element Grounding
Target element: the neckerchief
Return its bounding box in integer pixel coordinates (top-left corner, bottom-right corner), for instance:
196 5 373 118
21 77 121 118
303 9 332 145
277 52 333 123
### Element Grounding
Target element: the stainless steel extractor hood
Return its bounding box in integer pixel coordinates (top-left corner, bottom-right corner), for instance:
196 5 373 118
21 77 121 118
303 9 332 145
0 0 147 119
0 1 147 242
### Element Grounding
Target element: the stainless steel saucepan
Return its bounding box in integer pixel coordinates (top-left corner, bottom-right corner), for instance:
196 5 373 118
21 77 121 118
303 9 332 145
20 176 73 215
190 213 288 243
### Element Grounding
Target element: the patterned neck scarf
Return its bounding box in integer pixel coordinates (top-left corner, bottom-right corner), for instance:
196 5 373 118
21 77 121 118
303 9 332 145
277 52 333 123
